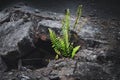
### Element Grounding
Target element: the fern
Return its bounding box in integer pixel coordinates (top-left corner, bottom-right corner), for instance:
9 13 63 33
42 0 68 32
49 5 82 59
73 5 82 28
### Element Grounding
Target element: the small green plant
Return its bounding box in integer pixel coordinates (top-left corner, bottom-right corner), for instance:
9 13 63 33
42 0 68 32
49 5 82 59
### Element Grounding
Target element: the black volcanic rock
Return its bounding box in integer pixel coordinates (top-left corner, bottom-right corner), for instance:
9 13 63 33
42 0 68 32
0 2 120 80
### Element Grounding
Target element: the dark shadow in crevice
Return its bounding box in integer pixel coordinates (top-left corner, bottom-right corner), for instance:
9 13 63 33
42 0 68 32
2 38 56 71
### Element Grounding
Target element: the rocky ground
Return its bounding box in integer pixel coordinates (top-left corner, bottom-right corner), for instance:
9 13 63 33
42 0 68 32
0 1 120 80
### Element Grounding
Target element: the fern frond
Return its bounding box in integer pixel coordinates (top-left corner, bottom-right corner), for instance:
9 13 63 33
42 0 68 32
73 5 82 28
71 46 80 58
62 9 70 54
48 5 82 59
48 28 57 45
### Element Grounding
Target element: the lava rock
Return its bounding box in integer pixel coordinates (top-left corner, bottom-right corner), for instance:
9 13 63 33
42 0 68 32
74 62 112 80
0 2 120 80
0 12 10 24
0 19 34 57
47 59 112 80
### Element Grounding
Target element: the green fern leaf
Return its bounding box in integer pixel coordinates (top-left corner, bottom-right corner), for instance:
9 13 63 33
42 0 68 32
48 28 57 45
73 5 82 28
71 46 80 58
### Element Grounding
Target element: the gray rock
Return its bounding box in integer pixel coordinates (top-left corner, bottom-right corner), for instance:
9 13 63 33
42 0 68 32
47 59 112 80
0 20 33 57
0 4 63 59
38 20 62 29
74 62 112 80
0 12 10 23
48 59 76 79
75 48 109 62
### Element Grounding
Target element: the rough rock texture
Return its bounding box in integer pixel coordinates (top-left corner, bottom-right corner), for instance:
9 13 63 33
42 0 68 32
0 2 120 80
